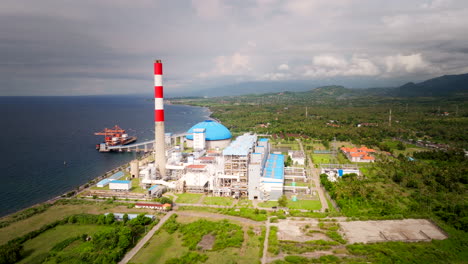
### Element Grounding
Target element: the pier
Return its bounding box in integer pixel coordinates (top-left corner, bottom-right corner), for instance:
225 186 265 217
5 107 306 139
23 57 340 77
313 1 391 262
99 133 188 152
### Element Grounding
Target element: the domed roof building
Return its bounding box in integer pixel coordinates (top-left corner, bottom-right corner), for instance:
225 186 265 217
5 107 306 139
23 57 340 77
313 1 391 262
185 120 232 149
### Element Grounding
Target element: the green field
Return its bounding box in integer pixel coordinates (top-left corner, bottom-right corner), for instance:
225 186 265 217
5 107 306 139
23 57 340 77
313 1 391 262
175 193 203 204
258 199 321 210
203 196 233 206
237 199 253 208
0 201 149 245
258 201 278 208
288 199 322 211
19 224 111 264
285 181 309 187
130 178 147 193
130 215 262 264
311 154 331 164
130 230 189 264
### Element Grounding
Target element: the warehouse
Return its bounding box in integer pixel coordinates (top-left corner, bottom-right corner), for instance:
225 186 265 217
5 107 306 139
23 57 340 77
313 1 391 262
109 180 131 191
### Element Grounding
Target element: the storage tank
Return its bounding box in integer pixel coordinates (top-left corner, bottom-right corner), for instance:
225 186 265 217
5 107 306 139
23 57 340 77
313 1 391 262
130 160 139 178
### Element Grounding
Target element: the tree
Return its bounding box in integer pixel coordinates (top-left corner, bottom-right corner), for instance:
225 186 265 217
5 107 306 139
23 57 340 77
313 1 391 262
278 195 288 208
105 213 115 225
123 213 129 223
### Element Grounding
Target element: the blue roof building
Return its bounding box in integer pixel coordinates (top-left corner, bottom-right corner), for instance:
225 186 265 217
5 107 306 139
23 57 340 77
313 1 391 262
186 120 231 141
186 120 232 149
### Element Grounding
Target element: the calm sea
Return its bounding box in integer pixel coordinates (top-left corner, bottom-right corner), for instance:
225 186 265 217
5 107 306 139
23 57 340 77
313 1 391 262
0 96 209 217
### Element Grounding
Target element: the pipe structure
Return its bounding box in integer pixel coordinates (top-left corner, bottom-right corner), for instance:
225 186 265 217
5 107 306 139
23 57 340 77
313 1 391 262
154 60 166 177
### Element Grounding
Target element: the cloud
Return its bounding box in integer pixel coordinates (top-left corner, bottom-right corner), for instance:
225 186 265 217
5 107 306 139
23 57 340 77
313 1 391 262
384 54 431 73
278 64 289 71
304 55 380 77
191 0 228 19
1 0 468 95
421 0 451 9
199 52 252 77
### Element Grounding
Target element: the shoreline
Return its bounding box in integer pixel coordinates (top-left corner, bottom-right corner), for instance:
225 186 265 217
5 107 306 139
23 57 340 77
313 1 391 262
1 104 212 221
0 154 146 222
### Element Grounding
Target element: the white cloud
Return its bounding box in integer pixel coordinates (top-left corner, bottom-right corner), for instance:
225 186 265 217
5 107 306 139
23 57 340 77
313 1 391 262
304 55 380 77
313 55 348 68
284 0 317 16
382 15 411 28
191 0 228 19
278 64 289 71
384 54 430 73
421 0 451 9
199 52 252 77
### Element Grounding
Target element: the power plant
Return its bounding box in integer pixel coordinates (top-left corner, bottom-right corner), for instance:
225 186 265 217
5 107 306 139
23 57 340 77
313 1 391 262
154 60 166 177
90 60 310 202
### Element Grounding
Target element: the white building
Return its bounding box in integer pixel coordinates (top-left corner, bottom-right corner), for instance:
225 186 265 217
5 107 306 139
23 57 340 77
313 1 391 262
193 128 206 150
109 180 131 191
288 150 305 165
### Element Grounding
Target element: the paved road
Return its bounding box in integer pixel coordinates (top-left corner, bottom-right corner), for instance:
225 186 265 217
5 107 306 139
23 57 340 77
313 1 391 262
297 139 329 212
118 211 175 264
262 217 271 264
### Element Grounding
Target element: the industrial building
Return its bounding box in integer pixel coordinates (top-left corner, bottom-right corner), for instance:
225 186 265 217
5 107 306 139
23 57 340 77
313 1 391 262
92 60 298 202
186 120 232 149
109 180 131 191
320 164 360 182
288 150 305 165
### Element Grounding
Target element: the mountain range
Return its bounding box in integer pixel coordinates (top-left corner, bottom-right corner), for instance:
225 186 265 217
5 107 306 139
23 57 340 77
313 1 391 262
180 73 468 98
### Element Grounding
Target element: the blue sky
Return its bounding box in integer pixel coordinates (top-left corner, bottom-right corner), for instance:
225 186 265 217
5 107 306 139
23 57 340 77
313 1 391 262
1 0 468 96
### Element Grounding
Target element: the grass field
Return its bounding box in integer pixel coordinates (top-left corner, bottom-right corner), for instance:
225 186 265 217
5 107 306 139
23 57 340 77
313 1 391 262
130 230 189 264
19 224 111 264
0 202 150 245
288 199 322 211
130 214 262 264
311 154 331 164
258 199 321 210
285 181 309 187
237 199 253 208
131 178 147 193
258 201 278 208
203 196 234 206
175 193 203 204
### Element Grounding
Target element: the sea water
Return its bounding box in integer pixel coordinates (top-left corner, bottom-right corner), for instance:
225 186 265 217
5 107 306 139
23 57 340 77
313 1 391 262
0 96 209 217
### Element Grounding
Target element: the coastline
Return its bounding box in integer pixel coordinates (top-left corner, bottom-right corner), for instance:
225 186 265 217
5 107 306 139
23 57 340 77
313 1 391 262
0 104 212 221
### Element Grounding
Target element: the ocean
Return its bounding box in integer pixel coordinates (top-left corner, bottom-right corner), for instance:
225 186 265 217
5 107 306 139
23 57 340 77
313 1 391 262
0 96 209 217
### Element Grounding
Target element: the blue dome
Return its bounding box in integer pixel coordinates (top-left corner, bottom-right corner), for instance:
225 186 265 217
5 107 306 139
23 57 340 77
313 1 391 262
186 120 232 141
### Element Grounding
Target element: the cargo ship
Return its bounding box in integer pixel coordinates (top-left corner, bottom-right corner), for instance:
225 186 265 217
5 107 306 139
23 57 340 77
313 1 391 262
95 125 137 152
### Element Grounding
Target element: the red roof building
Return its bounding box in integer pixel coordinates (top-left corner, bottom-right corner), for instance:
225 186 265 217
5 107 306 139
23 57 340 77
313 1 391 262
341 146 375 162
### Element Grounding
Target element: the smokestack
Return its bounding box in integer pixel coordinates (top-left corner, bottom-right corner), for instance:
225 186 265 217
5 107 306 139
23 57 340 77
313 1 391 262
154 60 166 177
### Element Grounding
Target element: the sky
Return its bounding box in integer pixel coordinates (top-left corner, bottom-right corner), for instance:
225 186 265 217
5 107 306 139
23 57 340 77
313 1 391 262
1 0 468 96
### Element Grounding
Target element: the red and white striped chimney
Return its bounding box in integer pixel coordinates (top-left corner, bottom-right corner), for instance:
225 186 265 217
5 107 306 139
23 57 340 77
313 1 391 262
154 60 166 177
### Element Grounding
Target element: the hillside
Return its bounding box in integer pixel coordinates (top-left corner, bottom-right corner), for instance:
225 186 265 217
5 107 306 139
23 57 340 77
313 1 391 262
395 73 468 97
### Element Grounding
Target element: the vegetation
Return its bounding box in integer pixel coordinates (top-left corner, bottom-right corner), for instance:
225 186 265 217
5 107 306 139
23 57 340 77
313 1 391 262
165 252 208 264
177 206 269 221
0 204 52 229
202 196 233 206
0 213 155 264
268 226 279 255
134 214 256 264
278 195 288 208
320 149 467 232
176 193 203 204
